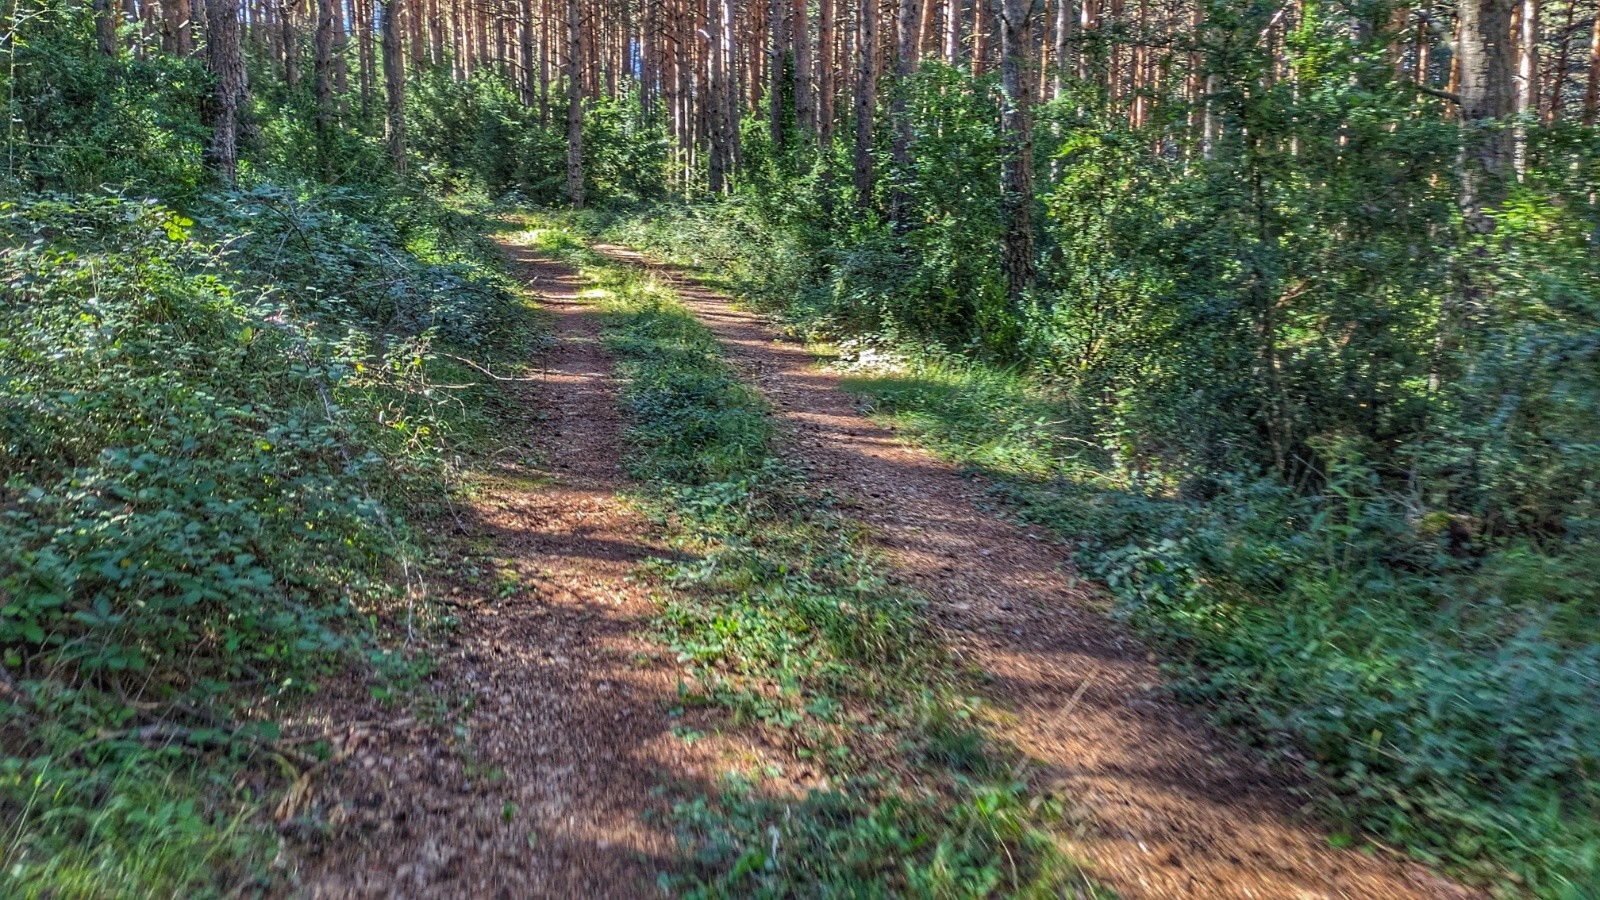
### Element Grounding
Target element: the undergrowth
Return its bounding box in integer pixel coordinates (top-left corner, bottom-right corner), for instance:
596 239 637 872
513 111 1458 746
0 188 533 895
517 218 1104 898
586 204 1600 898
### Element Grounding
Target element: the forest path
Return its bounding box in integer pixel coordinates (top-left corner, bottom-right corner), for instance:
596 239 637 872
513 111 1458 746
589 243 1478 900
298 242 714 897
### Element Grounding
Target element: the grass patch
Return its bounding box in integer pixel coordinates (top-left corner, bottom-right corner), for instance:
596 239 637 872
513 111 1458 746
514 216 1105 898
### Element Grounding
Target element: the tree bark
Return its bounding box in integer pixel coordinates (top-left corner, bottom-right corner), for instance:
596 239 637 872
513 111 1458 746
203 0 248 182
1584 2 1599 124
313 0 337 158
854 0 878 204
793 0 814 137
997 0 1034 306
1513 0 1537 177
380 0 406 174
890 0 921 226
566 0 584 206
94 0 119 55
1457 0 1515 229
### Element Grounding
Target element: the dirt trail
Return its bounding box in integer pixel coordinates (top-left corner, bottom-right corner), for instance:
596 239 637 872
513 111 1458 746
299 243 711 898
591 245 1478 900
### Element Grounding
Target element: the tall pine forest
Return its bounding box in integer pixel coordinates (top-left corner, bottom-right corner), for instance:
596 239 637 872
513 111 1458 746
1 0 1598 894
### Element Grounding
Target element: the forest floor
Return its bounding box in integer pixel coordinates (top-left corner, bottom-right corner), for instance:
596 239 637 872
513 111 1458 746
295 227 1478 899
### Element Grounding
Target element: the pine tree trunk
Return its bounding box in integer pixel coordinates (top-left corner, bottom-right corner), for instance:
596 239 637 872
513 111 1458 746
854 0 877 204
380 0 406 174
793 0 814 136
819 0 836 145
94 0 118 54
566 0 584 206
997 0 1034 305
203 0 248 182
890 0 920 226
770 0 787 149
1513 0 1537 177
1586 7 1600 124
314 0 337 159
1458 0 1515 229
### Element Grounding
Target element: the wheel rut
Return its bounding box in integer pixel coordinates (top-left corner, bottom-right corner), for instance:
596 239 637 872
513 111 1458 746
298 243 714 898
589 243 1479 900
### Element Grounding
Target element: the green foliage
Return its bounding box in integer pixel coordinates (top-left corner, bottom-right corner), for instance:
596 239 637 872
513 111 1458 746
583 16 1600 888
1 1 209 195
407 72 669 203
0 187 526 894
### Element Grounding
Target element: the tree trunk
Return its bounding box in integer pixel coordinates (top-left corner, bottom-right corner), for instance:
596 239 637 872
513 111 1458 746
819 0 836 145
380 0 406 174
1458 0 1515 229
566 0 584 206
94 0 118 54
769 0 787 149
161 0 192 54
854 0 878 204
943 0 959 64
313 0 337 158
890 0 921 226
203 0 248 182
793 0 814 137
1513 0 1537 177
1584 3 1599 124
1051 0 1071 98
997 0 1034 305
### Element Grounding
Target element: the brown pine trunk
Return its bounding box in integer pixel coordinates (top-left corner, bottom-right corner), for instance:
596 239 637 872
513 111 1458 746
203 0 248 182
94 0 118 54
1586 4 1600 124
793 0 814 136
161 0 192 54
997 0 1034 305
819 0 836 145
854 0 878 203
566 0 584 206
314 0 337 156
1458 0 1515 228
770 0 787 148
890 0 920 226
281 0 300 87
381 0 406 174
1051 0 1071 98
357 0 374 117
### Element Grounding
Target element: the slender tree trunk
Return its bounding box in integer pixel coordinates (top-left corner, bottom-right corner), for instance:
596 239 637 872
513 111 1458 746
997 0 1034 305
1584 2 1599 124
1458 0 1515 228
944 0 960 63
819 0 836 145
890 0 921 226
1544 0 1575 121
854 0 878 204
281 0 300 86
1051 0 1071 98
566 0 584 206
94 0 119 54
793 0 814 136
314 0 337 160
203 0 248 182
380 0 406 174
770 0 787 149
1513 0 1537 177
